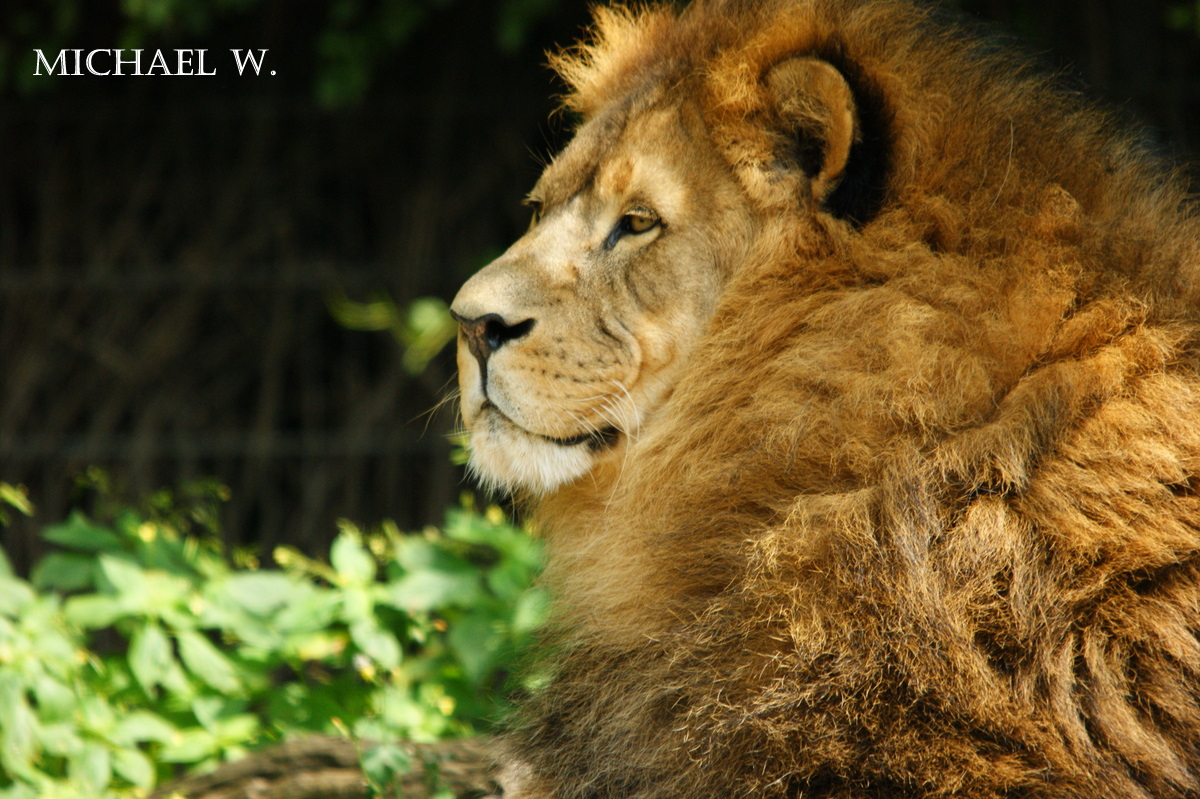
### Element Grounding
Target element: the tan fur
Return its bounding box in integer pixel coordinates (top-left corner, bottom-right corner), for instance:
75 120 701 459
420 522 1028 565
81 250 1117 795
452 1 1200 796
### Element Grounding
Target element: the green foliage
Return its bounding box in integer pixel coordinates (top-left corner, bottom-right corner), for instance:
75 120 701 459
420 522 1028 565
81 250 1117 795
1167 1 1200 36
0 481 545 798
328 292 458 376
315 0 443 107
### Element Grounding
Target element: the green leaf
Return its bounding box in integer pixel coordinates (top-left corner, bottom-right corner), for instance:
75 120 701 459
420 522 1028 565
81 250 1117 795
161 658 196 699
190 695 223 730
331 529 376 585
341 584 375 623
287 629 348 662
350 619 402 671
447 614 504 686
112 710 177 745
0 675 39 775
486 557 535 602
112 745 156 790
0 575 35 617
400 296 456 374
361 742 412 787
158 727 217 764
0 495 551 778
387 567 479 613
33 674 76 721
213 713 259 745
222 571 298 616
176 630 240 694
31 552 98 592
78 694 117 736
69 740 112 792
273 584 339 635
146 571 195 618
41 511 122 552
63 594 126 629
97 554 149 601
36 721 83 757
326 291 402 333
511 588 550 635
128 622 174 694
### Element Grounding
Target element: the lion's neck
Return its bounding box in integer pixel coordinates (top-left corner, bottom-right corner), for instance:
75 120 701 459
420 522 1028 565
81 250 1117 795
533 437 761 647
532 460 698 645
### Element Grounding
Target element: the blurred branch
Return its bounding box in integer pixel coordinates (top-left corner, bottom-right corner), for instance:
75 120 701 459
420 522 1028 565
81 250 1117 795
327 292 457 376
0 482 34 527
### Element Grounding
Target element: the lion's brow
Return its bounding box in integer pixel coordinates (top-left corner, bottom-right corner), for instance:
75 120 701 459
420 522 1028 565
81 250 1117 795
539 99 638 208
540 162 600 213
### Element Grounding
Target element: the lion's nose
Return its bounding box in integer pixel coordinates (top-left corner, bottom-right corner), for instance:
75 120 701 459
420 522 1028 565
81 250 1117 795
450 311 536 365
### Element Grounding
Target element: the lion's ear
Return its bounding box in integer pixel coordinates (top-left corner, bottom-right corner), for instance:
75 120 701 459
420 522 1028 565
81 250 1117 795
764 56 860 206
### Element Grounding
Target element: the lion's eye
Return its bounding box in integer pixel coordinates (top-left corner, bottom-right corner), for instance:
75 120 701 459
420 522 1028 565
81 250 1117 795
624 212 658 234
606 210 661 249
525 199 544 229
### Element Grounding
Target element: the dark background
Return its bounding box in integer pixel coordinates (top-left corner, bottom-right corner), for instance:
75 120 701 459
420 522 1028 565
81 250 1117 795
2 0 1197 574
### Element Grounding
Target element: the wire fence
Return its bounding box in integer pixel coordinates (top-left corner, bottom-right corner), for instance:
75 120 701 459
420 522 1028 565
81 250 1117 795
0 85 555 574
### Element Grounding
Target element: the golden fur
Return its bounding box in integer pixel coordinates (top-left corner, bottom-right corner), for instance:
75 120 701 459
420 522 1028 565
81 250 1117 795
451 0 1200 796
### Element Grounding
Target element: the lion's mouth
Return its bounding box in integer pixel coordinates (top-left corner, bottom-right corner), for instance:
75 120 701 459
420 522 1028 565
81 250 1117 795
547 426 621 451
482 401 620 451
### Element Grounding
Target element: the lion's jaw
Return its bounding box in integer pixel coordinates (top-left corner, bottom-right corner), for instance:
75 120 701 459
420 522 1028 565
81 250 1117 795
451 101 750 495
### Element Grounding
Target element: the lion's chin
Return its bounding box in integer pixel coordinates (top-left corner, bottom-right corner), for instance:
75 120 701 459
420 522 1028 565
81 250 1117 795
466 407 609 495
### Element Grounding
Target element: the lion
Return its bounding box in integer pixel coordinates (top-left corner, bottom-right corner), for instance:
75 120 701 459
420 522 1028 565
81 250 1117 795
449 0 1200 796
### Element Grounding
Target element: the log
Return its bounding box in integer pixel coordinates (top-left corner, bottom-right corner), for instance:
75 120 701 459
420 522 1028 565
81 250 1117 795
150 736 500 799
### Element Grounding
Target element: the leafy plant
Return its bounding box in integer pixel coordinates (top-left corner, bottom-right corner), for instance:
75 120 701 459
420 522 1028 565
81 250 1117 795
327 293 458 376
0 481 544 798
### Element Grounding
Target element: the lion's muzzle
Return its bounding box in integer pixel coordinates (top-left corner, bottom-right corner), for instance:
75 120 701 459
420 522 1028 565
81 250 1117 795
449 309 535 397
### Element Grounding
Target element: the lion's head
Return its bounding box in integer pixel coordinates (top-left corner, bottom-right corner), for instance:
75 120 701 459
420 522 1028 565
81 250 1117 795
451 5 880 495
449 95 749 494
450 1 1200 797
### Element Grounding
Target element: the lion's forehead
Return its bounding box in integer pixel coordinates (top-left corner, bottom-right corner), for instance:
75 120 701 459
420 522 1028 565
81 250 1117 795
535 103 698 218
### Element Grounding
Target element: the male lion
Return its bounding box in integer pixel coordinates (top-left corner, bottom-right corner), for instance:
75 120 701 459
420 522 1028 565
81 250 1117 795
450 1 1200 796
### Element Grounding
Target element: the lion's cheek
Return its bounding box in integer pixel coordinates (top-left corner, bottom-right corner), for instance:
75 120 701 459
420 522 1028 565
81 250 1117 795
621 310 704 409
485 370 574 441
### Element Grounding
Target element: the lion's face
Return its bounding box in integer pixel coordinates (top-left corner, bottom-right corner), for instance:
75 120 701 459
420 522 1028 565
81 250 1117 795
451 99 753 493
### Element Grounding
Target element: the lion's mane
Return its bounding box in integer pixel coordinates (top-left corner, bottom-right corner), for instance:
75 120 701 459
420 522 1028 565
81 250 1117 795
505 1 1200 796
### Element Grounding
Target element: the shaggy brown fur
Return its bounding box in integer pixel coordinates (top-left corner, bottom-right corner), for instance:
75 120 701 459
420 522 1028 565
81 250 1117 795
465 1 1200 796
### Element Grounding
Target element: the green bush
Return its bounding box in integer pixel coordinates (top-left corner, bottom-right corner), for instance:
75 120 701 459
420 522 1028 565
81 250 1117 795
0 480 545 798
